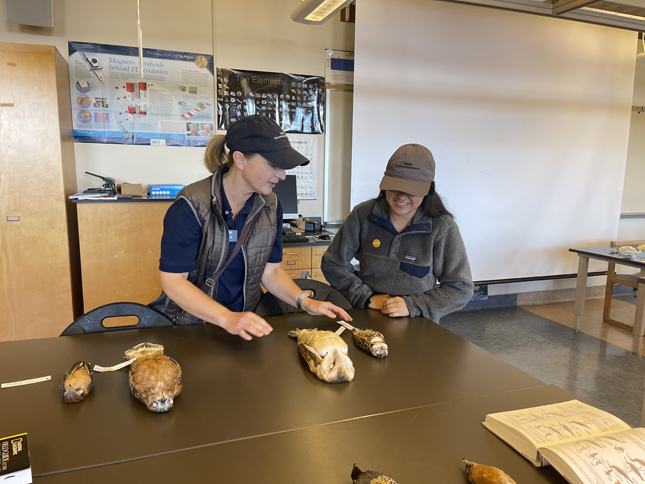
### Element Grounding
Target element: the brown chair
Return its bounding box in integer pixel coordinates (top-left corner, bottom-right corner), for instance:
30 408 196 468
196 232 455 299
604 240 645 330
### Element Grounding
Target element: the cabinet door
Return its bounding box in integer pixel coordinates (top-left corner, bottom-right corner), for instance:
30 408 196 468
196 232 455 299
280 247 312 271
311 247 327 270
0 48 75 341
312 269 327 284
77 202 172 312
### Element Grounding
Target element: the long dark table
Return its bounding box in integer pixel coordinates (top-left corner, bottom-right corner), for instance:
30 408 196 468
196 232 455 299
0 310 567 482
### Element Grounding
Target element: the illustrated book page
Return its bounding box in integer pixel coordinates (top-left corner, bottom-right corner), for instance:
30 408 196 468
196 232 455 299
540 427 645 484
483 400 632 466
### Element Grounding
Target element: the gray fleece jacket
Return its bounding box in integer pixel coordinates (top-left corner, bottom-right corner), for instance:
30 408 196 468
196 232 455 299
321 197 474 322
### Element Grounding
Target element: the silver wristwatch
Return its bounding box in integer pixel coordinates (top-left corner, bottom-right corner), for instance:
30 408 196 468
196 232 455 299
296 293 310 311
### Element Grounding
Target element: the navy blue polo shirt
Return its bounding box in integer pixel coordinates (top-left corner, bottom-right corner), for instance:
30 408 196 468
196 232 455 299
159 182 283 312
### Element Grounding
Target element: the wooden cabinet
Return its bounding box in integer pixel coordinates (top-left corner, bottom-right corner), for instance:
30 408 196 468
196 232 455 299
280 245 328 283
77 201 173 312
75 201 330 313
0 43 82 342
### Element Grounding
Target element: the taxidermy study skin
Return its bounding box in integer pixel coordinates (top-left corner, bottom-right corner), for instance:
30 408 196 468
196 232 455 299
353 329 388 358
463 459 517 484
125 342 182 413
351 463 398 484
60 360 94 403
288 328 355 383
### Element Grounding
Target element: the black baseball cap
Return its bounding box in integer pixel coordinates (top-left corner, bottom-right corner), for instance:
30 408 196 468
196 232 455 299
225 115 310 170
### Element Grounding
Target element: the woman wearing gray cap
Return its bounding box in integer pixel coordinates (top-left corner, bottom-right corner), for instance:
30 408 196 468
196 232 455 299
321 144 473 322
157 115 352 339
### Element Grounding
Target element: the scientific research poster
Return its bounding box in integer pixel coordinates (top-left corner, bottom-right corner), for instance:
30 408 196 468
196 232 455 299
217 68 325 134
69 41 215 146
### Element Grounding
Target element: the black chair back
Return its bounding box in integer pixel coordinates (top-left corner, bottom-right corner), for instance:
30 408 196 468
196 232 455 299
255 279 352 317
60 302 174 336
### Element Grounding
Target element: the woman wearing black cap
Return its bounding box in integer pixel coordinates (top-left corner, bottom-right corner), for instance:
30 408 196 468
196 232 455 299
321 144 474 322
157 115 352 340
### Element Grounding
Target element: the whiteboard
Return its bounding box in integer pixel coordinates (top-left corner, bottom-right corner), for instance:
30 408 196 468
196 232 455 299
351 0 636 281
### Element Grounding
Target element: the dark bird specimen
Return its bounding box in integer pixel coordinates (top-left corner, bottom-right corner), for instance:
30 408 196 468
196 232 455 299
353 329 388 358
351 464 398 484
59 360 94 403
288 328 355 383
463 459 517 484
125 343 182 413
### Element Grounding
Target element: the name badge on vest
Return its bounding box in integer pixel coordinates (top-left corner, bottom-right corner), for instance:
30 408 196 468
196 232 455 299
229 229 238 242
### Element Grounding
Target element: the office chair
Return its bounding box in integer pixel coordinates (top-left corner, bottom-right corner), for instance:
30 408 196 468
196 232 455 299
60 302 174 336
255 279 352 317
604 240 645 330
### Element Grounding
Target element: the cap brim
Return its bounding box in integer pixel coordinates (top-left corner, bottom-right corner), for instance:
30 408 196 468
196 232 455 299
379 175 430 197
262 147 310 170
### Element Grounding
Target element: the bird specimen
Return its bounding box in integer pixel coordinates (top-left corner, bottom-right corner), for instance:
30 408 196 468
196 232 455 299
463 460 517 484
353 328 388 358
351 464 398 484
288 328 355 383
59 360 94 403
125 342 182 413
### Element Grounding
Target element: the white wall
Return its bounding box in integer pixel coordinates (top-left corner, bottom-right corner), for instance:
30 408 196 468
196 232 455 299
352 0 636 284
618 38 645 241
0 0 355 217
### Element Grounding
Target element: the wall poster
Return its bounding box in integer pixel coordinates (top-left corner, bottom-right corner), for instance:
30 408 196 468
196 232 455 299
287 134 317 200
217 68 325 134
69 41 215 147
325 49 354 85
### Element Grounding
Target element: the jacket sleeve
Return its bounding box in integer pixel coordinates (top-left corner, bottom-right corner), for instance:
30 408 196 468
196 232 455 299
402 220 474 322
321 209 374 309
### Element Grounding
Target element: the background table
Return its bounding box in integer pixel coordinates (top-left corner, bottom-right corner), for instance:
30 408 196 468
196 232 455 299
569 246 645 353
0 310 570 482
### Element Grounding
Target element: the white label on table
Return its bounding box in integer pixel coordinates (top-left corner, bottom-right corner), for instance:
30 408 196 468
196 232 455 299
335 326 346 335
94 358 137 372
1 375 51 388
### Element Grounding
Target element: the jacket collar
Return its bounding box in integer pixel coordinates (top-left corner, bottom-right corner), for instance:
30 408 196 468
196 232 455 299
370 197 433 234
210 166 269 221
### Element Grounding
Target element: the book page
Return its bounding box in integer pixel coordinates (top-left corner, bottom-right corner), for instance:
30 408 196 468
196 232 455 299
540 428 645 484
487 400 631 448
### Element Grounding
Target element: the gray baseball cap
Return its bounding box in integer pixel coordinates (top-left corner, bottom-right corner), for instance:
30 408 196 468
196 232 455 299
379 144 436 197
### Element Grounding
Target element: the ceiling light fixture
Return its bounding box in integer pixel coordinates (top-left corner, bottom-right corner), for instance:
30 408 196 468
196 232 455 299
291 0 354 24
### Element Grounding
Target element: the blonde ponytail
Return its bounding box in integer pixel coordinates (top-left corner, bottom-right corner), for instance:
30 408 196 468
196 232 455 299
204 135 234 173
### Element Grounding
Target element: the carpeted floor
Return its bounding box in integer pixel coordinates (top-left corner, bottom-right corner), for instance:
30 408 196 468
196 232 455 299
442 305 645 427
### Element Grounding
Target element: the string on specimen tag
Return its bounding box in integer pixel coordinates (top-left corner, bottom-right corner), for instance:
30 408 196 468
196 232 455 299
93 358 137 372
336 320 357 331
2 375 51 389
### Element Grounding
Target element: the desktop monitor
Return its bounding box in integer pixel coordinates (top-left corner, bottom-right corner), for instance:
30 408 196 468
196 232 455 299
273 175 299 220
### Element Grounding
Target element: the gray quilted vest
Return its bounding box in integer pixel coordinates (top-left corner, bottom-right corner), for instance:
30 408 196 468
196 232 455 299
164 168 278 324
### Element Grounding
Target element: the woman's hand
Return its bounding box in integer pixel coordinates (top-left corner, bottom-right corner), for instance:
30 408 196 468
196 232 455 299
381 297 410 318
301 298 353 322
368 294 391 310
217 310 273 341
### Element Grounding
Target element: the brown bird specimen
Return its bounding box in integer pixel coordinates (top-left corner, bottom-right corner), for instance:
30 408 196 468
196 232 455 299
288 328 355 383
125 342 182 413
59 360 94 403
353 329 388 358
351 464 398 484
463 460 517 484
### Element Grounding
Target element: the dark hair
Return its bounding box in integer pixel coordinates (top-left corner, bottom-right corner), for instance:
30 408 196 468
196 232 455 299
378 182 454 219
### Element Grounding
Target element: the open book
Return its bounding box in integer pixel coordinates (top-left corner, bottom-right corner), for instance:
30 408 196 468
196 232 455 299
484 400 645 484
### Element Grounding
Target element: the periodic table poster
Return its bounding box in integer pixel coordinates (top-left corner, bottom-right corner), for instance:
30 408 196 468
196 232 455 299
216 68 325 134
287 134 317 200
